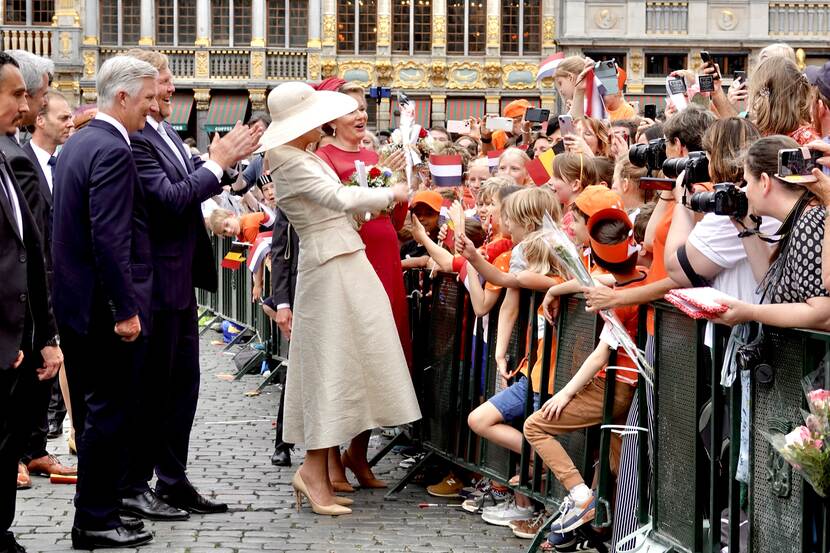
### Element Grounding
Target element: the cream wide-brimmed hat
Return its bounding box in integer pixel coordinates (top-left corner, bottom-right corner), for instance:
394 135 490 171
256 82 358 153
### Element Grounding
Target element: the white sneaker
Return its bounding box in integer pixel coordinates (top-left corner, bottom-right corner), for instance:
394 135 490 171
481 498 534 527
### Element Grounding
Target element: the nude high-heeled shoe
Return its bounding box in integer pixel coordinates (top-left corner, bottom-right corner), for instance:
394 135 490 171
291 471 351 516
333 496 354 506
341 449 387 489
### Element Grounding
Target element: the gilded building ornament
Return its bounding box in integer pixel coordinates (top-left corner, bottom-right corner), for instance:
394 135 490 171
321 58 338 78
502 62 538 90
483 63 502 89
195 51 209 79
139 36 154 46
432 16 446 47
322 14 337 46
250 37 266 48
248 88 267 112
796 48 807 71
339 60 375 88
195 37 211 47
193 89 211 111
59 32 72 60
375 60 394 86
82 35 98 45
542 17 555 47
251 51 266 79
429 61 448 87
377 15 391 46
630 52 643 75
486 16 499 48
447 62 484 90
393 61 428 89
82 50 96 79
307 53 321 80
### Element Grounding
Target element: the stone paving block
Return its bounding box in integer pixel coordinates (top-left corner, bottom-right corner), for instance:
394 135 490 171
10 336 525 553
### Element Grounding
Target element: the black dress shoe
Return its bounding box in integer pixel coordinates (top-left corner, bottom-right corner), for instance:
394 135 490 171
271 447 292 467
120 490 190 521
71 526 153 550
156 484 228 515
119 517 144 532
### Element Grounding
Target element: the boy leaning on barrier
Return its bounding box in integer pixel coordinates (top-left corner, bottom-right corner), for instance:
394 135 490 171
526 207 646 547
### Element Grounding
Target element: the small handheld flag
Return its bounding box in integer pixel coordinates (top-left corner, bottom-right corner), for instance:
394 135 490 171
428 154 464 187
247 231 273 273
221 243 247 270
487 149 504 174
537 52 565 81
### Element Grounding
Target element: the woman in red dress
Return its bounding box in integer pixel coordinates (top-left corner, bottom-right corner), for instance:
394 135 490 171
314 78 412 492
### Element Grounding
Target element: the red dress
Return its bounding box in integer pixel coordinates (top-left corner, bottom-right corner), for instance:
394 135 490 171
316 144 413 368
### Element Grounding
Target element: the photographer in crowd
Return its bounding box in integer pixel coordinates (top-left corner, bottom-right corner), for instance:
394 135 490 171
714 136 830 328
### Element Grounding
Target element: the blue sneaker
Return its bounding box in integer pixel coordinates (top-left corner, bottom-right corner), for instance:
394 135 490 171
547 529 575 548
551 490 597 533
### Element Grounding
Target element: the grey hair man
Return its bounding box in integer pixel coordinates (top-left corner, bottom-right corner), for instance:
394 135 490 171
51 54 159 550
5 50 53 128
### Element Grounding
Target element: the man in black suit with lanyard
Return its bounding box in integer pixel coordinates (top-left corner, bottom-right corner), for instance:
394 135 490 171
123 49 260 516
0 51 62 553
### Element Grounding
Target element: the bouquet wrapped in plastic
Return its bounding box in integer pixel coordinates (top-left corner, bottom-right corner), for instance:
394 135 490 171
378 93 437 188
538 213 654 387
346 160 395 226
763 368 830 497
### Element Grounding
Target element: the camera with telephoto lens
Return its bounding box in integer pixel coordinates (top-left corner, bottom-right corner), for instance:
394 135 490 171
628 138 667 174
662 151 710 190
689 182 749 218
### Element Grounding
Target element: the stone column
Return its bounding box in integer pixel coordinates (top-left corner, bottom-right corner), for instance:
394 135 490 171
194 88 211 152
54 0 84 106
541 0 556 54
627 47 645 94
251 0 266 46
687 0 707 38
376 0 390 56
485 0 499 58
540 93 557 114
627 0 646 37
83 0 98 45
431 0 445 57
308 0 322 49
431 94 446 126
321 0 337 57
485 94 500 116
139 0 154 45
377 96 391 131
196 0 210 46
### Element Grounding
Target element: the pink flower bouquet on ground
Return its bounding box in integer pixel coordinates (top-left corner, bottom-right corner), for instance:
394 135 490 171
763 374 830 498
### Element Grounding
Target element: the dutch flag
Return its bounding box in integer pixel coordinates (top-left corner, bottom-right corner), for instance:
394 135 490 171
429 154 464 187
487 149 504 173
247 231 273 273
537 52 565 81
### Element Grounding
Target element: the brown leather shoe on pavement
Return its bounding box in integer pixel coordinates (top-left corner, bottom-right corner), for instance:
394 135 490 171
17 463 31 489
27 454 77 477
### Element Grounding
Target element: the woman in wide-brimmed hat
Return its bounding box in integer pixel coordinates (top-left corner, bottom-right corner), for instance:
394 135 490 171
258 82 421 516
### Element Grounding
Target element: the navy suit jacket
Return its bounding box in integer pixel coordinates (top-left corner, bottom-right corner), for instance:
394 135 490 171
51 119 153 336
130 121 221 311
266 207 299 308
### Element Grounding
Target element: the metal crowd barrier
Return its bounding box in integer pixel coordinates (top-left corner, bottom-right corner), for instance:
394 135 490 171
391 270 830 553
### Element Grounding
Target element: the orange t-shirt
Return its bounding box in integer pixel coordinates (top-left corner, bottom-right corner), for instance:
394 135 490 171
237 212 267 244
644 205 673 335
597 269 649 385
515 275 564 395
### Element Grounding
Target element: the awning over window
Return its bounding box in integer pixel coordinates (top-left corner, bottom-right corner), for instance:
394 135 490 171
390 97 431 129
500 97 541 115
203 94 249 133
168 93 193 132
446 98 486 121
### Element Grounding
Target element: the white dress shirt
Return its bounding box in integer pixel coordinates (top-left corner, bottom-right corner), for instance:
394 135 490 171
94 112 131 145
29 140 55 193
145 116 222 181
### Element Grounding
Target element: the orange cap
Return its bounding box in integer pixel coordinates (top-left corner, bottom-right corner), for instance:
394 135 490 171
587 208 638 264
410 190 443 213
503 99 531 118
574 185 624 218
617 66 627 92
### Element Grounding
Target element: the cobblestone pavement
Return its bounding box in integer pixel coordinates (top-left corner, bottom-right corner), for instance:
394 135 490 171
12 335 527 553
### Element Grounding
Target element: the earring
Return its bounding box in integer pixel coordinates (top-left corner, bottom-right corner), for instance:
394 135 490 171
332 126 337 137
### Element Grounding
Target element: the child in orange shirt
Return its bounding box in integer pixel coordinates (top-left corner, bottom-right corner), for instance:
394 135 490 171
208 209 268 243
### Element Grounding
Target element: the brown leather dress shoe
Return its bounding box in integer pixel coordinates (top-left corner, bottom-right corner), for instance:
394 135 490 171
27 454 77 477
17 463 31 490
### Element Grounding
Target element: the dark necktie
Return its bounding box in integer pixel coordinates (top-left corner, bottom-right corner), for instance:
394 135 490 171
47 155 57 189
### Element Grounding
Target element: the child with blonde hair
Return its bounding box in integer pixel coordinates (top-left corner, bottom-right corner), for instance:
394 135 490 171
497 147 532 186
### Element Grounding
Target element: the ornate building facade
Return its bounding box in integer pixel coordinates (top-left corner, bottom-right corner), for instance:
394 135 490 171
2 0 829 148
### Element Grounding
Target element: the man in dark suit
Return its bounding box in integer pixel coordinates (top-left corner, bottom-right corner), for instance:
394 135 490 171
262 205 299 467
0 51 75 488
52 55 159 550
25 91 75 442
122 49 260 516
0 52 62 553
